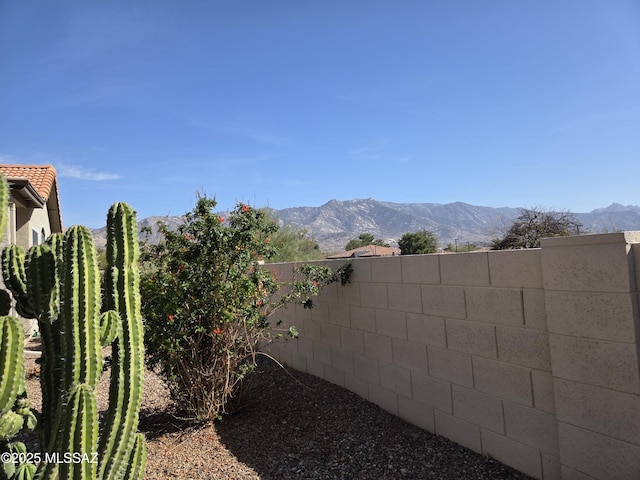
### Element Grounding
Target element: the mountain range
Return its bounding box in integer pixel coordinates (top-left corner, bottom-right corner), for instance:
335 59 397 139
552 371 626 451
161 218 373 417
91 199 640 253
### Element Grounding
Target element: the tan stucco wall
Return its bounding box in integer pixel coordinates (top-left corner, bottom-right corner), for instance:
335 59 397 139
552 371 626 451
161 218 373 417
265 232 640 480
3 196 53 336
15 200 51 247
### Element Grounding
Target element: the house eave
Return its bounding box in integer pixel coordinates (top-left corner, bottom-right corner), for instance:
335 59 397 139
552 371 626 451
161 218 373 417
6 177 47 209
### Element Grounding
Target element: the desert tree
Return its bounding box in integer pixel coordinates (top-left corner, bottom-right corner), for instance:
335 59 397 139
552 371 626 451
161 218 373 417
398 229 438 255
345 233 389 251
491 207 583 250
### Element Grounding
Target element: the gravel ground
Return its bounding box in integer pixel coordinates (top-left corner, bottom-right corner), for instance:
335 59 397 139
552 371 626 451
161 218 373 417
21 346 533 480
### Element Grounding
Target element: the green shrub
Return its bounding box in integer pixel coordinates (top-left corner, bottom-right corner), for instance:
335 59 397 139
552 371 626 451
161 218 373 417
140 196 350 422
398 230 438 255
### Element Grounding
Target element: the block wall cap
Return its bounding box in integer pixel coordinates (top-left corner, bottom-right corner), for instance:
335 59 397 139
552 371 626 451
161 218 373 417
540 231 640 248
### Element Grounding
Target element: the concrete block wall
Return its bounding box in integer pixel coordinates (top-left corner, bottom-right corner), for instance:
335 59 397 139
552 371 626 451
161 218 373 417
264 232 640 480
540 232 640 480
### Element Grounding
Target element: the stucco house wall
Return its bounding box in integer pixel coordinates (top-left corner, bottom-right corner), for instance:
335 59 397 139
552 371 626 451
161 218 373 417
0 164 63 335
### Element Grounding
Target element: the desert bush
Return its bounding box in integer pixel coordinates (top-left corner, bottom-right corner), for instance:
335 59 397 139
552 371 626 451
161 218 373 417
345 233 389 251
398 229 438 255
140 196 350 422
491 207 582 249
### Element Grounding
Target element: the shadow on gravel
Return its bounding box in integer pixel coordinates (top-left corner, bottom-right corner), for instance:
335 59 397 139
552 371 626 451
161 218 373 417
215 356 533 480
137 409 193 441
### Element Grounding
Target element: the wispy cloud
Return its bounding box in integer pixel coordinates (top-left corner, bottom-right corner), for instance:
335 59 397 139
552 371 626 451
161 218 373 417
57 163 120 181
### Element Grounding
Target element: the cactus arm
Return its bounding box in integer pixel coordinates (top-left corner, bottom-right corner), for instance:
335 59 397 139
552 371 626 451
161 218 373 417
0 316 24 417
1 442 36 480
25 245 57 322
60 226 103 391
37 319 62 451
0 410 23 440
0 176 7 242
123 433 146 480
1 441 27 480
37 226 103 475
0 291 10 317
45 233 63 322
12 463 37 480
37 234 64 449
99 311 119 347
36 384 99 480
97 203 145 480
1 246 35 319
58 384 99 480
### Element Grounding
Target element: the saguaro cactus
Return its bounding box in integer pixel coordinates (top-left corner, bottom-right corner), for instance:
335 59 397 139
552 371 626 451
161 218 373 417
0 316 30 441
0 174 146 480
96 203 146 480
0 177 35 480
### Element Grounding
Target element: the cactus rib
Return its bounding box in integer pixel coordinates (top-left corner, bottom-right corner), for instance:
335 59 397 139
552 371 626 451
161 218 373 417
0 177 7 239
0 316 24 416
1 245 35 319
61 226 103 391
123 433 146 480
25 245 56 323
58 384 99 480
99 311 119 347
0 410 24 440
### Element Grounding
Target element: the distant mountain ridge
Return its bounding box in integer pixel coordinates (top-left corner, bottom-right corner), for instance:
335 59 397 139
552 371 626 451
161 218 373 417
272 199 520 251
90 199 640 253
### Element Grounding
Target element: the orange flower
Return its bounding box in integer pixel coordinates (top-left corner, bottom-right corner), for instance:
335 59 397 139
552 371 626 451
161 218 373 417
241 204 250 212
218 216 225 223
213 327 223 335
178 264 184 272
168 314 175 322
256 300 263 307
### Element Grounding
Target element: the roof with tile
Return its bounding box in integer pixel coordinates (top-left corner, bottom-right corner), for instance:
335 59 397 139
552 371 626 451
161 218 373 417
0 164 58 201
0 164 63 232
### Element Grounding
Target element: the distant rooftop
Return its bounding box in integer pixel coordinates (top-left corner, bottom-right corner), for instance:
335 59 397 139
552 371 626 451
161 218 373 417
327 244 400 259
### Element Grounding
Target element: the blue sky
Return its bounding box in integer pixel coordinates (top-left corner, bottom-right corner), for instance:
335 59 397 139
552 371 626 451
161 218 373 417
1 1 639 228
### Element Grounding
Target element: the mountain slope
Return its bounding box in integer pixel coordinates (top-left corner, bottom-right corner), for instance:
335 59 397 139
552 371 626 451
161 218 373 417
274 199 520 251
90 199 640 253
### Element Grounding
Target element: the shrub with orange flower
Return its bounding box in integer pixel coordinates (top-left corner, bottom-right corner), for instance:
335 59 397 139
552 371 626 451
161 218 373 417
140 196 352 422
